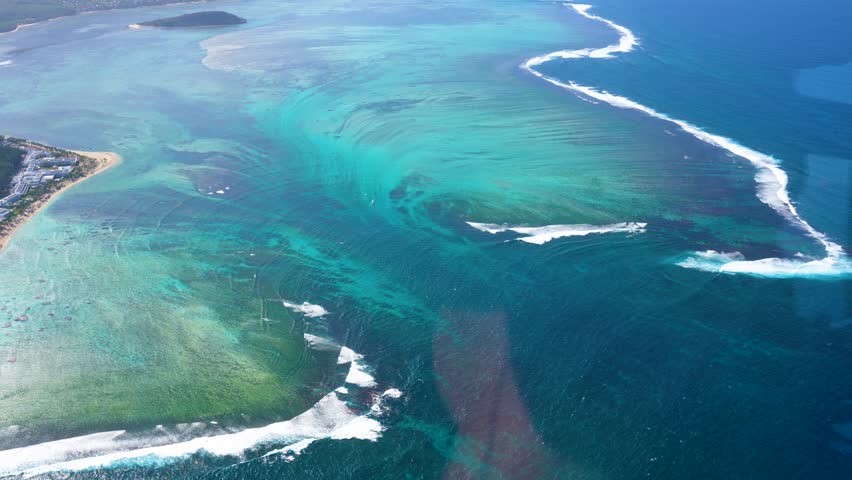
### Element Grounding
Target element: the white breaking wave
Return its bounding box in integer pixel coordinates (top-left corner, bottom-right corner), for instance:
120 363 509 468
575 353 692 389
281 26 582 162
523 3 636 69
303 333 340 351
0 60 12 66
338 347 377 388
282 300 329 318
382 388 404 399
0 348 400 477
523 3 847 277
467 221 646 245
676 250 852 278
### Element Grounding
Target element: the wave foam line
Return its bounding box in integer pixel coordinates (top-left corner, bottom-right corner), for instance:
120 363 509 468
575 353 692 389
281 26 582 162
524 3 635 68
676 250 851 278
0 348 399 477
282 300 328 318
338 346 377 388
467 221 646 245
303 333 340 351
523 3 846 276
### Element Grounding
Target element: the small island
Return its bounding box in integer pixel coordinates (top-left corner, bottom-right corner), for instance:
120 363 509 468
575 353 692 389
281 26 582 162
132 11 247 29
0 136 120 251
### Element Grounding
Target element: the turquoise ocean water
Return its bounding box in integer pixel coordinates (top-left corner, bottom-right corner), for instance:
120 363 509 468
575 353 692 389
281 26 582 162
0 0 850 478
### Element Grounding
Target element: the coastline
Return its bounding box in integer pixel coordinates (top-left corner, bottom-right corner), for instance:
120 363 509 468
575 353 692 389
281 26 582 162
0 0 216 36
0 21 39 36
0 150 121 252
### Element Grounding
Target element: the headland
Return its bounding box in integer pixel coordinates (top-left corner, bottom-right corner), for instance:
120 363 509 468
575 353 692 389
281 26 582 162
0 137 120 251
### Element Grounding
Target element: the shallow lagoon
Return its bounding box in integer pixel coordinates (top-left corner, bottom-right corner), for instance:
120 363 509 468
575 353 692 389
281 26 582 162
0 0 851 478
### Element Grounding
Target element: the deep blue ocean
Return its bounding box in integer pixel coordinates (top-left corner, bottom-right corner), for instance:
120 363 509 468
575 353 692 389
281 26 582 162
0 0 851 478
543 0 852 245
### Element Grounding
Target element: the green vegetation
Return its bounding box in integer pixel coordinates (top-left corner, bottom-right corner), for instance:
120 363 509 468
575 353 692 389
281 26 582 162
0 0 197 33
0 140 25 198
138 11 247 28
0 1 70 33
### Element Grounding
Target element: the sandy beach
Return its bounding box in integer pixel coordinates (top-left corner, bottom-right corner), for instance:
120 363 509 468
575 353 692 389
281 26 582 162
0 150 121 252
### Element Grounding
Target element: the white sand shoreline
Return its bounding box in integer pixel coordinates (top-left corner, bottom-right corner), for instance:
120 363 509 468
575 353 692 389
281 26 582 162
0 150 121 252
